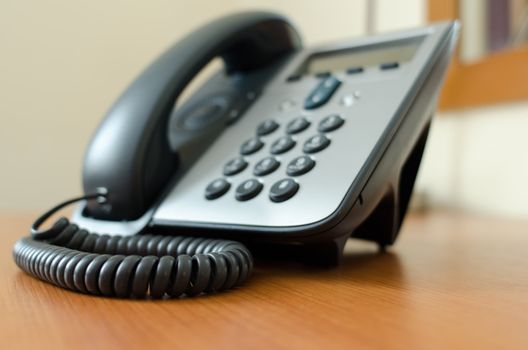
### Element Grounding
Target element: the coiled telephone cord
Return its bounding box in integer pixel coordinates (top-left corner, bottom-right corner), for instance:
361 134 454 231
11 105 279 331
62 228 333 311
12 194 253 298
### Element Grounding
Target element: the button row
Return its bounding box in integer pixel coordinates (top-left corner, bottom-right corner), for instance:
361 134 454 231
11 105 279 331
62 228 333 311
255 114 344 138
240 134 332 156
205 177 299 202
223 155 316 177
286 63 400 82
241 114 344 156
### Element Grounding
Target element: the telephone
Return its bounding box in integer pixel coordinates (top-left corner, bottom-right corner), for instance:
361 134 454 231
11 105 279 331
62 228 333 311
13 12 458 298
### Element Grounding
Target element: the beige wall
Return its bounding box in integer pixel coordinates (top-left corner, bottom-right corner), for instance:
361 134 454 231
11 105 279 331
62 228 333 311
416 103 528 219
0 0 367 211
0 1 233 210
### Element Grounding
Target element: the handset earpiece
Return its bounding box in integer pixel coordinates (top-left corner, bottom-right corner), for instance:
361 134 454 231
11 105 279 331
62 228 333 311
82 11 302 220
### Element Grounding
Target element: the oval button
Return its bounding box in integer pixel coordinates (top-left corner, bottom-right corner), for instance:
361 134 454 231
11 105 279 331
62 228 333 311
178 96 229 130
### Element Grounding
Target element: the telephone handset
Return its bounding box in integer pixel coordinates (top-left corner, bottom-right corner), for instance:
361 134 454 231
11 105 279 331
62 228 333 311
13 12 459 298
83 12 301 220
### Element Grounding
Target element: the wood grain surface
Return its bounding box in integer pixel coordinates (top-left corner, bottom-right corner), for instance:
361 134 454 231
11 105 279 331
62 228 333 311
1 210 527 350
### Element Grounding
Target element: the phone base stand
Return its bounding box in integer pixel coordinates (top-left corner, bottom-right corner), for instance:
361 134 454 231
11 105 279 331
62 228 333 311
247 35 451 266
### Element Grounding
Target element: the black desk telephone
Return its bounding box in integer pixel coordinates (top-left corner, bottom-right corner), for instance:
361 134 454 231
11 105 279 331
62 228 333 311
13 12 458 298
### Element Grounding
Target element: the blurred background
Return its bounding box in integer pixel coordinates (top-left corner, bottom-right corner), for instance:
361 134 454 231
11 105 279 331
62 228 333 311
1 0 527 219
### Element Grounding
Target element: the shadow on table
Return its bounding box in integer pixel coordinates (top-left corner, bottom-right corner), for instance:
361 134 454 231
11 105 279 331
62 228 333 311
251 239 405 287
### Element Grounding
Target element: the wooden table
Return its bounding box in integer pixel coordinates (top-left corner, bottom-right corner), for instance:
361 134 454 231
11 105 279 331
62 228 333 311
1 210 527 350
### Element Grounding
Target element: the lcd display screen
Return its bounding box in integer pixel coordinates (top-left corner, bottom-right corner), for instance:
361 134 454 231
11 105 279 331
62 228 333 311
299 37 424 74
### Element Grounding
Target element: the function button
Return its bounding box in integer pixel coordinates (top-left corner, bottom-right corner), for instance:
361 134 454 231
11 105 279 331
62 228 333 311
240 137 264 155
315 71 331 78
304 76 341 110
205 178 230 200
303 134 331 154
287 156 315 176
380 62 399 70
286 74 301 82
270 136 296 155
286 117 311 135
254 157 280 176
318 114 345 132
257 120 279 136
223 157 248 176
346 67 364 74
235 179 263 201
269 178 299 202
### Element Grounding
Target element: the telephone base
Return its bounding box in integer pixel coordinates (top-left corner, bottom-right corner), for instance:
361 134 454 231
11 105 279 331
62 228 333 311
351 120 431 247
72 19 456 267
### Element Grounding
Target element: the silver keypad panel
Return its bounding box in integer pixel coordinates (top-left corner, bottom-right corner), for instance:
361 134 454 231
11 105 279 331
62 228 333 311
153 23 450 229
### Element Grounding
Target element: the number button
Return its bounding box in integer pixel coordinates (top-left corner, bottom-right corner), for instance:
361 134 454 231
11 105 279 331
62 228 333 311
286 117 311 134
223 157 248 176
254 157 280 176
269 178 299 202
318 114 344 132
257 120 279 136
235 179 263 201
205 178 230 200
240 137 264 155
270 136 296 155
287 156 315 176
303 134 331 153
